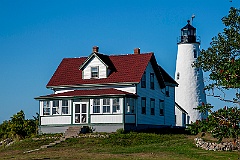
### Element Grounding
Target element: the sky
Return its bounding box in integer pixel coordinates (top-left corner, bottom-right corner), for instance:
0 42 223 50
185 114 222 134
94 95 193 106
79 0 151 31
0 0 239 123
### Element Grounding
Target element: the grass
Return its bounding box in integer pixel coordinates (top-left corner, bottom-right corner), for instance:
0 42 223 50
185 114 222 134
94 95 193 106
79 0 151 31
0 133 240 160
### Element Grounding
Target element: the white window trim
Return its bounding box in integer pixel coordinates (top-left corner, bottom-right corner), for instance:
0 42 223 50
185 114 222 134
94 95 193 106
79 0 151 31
91 98 122 114
61 100 70 115
91 66 99 78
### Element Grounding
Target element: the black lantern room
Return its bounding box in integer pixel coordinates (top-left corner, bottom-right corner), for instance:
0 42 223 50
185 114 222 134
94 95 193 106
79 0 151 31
180 20 197 43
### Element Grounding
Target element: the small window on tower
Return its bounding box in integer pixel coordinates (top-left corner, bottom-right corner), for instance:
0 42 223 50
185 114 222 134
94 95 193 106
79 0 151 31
194 49 197 58
177 72 180 80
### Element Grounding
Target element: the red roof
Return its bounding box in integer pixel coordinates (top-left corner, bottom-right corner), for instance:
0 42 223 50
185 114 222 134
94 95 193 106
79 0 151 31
47 53 153 87
35 88 137 99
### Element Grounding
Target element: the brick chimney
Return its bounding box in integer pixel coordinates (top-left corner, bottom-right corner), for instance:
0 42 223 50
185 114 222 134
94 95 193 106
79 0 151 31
134 48 140 54
93 46 99 53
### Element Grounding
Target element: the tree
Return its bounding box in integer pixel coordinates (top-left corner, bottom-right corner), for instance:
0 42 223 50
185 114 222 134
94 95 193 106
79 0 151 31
193 7 240 103
9 110 26 139
190 7 240 142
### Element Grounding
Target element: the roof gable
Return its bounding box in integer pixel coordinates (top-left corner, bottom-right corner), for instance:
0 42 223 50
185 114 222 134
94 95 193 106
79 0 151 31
158 65 178 86
79 52 116 71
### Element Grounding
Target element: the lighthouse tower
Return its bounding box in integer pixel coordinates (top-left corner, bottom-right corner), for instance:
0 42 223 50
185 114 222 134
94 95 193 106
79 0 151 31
175 20 207 125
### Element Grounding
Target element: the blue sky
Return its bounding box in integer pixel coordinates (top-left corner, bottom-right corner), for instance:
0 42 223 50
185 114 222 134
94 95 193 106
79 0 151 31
0 0 239 122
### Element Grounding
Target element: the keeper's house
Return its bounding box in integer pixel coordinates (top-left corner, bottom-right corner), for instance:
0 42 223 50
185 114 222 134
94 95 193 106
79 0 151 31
35 46 178 133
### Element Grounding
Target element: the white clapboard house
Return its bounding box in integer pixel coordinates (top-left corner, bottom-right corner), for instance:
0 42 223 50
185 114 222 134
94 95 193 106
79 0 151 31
35 46 178 133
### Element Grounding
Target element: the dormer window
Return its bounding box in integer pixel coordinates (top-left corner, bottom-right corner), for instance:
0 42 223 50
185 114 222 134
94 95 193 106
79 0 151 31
91 67 99 78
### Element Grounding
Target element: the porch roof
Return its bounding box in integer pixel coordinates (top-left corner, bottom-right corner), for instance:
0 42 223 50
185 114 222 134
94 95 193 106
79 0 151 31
35 88 137 99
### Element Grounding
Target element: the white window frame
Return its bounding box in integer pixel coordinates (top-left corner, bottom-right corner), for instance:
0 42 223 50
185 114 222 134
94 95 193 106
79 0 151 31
159 99 164 116
91 98 122 114
52 100 60 115
61 100 69 115
93 99 101 113
91 66 99 78
102 98 110 114
43 101 50 115
112 98 120 114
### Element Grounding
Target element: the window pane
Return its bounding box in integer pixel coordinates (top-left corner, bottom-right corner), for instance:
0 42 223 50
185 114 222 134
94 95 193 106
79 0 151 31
75 114 80 123
62 107 68 114
103 106 110 113
113 105 120 112
82 114 87 123
103 98 110 105
53 100 59 107
113 98 119 105
75 104 80 113
93 106 100 113
82 104 86 113
93 99 100 105
62 100 68 106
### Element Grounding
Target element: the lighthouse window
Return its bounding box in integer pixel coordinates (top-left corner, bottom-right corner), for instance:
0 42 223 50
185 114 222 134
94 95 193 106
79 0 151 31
177 72 180 80
194 49 197 58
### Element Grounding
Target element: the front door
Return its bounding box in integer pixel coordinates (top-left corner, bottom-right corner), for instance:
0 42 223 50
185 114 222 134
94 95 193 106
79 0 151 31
73 102 88 124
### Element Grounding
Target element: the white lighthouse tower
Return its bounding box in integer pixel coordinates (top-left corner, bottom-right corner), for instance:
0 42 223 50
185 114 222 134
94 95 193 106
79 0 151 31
175 20 207 126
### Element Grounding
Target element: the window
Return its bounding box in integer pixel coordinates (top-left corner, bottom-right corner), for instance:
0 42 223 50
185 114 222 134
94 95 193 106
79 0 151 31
91 66 99 78
182 113 186 126
177 72 180 80
52 100 59 114
194 49 197 58
165 86 170 97
141 97 146 114
92 98 122 114
103 98 110 113
150 73 154 89
43 101 50 115
141 71 146 88
150 98 155 115
126 98 135 113
113 98 120 113
159 100 164 116
93 99 100 113
62 100 69 114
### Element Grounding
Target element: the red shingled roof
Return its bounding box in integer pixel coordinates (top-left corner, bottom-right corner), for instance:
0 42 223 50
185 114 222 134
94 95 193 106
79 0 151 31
47 53 153 87
35 88 137 99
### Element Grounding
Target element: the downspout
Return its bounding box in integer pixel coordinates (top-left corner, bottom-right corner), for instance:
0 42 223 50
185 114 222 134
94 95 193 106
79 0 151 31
123 97 125 130
38 100 41 135
135 83 138 129
164 88 166 125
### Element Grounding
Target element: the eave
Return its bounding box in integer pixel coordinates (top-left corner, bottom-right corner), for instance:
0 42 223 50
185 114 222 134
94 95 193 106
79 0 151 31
46 82 138 89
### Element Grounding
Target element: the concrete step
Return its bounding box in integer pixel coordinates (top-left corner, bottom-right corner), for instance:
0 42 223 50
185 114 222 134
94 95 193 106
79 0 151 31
63 126 82 138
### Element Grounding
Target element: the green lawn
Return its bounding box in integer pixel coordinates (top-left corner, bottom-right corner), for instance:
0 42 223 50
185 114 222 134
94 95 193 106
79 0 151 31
0 133 239 160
